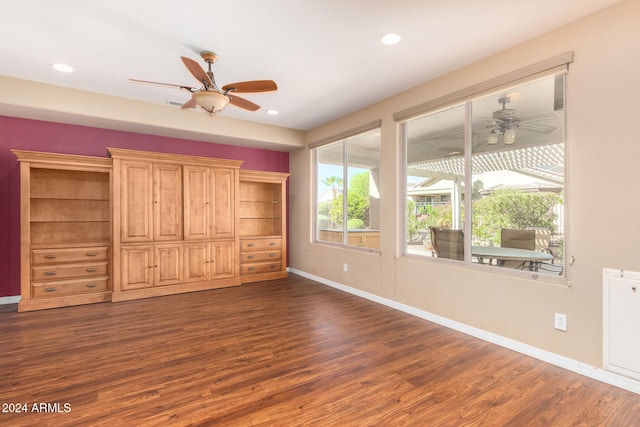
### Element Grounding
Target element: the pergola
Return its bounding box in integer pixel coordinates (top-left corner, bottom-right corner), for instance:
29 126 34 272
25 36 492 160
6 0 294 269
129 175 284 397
407 143 564 229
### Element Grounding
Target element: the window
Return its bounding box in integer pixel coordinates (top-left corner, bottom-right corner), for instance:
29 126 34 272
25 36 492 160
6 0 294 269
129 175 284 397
314 128 381 250
403 73 565 276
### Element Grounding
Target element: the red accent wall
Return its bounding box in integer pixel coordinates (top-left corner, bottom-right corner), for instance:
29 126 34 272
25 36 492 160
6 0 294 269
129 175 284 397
0 115 289 298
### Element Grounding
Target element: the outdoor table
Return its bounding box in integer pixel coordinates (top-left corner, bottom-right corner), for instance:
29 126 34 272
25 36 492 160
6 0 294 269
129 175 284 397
472 245 553 271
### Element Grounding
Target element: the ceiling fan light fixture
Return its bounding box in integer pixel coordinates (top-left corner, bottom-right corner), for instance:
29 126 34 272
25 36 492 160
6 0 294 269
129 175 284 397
193 91 229 113
487 130 499 145
503 127 517 145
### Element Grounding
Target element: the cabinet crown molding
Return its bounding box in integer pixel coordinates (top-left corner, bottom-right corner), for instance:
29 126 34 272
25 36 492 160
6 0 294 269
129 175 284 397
107 148 244 169
12 149 112 169
239 170 290 182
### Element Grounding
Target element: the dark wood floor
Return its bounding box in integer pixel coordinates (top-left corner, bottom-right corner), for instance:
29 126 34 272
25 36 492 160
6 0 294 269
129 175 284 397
2 274 640 426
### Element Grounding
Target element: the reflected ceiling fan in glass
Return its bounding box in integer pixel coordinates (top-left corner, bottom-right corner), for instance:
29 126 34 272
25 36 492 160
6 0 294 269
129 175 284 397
486 96 519 145
481 94 559 146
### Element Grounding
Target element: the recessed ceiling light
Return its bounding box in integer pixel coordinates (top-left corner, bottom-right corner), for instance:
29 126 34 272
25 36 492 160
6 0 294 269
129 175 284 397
52 63 73 73
266 109 279 116
380 33 402 46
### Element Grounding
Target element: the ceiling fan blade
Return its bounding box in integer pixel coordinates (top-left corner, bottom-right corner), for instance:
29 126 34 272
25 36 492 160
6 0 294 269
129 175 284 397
228 94 260 111
518 111 560 122
518 122 557 134
129 79 195 91
180 56 213 88
181 97 198 109
222 80 277 93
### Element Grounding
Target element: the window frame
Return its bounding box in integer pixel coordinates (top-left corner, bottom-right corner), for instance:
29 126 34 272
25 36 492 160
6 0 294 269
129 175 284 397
400 72 568 282
312 127 382 253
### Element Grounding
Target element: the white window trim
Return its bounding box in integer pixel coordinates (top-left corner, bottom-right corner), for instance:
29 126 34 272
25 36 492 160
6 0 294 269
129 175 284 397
399 66 569 284
312 125 382 253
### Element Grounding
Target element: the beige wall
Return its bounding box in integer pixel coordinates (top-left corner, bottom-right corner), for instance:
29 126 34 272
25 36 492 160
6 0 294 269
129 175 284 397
0 76 305 152
289 0 640 367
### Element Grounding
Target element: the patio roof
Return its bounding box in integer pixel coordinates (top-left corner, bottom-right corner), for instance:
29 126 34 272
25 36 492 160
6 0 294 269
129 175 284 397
408 143 564 184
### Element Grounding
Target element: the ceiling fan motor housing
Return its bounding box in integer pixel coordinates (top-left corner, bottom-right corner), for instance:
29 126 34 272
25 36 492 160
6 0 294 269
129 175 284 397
493 108 517 121
493 96 517 122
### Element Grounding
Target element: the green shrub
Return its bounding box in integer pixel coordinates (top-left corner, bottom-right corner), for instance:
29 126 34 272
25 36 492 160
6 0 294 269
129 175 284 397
472 190 562 245
347 218 365 229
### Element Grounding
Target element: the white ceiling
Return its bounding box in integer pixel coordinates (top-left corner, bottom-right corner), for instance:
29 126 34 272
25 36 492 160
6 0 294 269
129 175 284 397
0 0 623 132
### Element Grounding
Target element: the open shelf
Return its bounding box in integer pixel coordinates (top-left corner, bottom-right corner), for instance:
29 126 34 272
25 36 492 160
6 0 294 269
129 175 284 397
30 168 109 200
28 167 111 247
30 222 111 245
30 199 110 222
239 182 283 237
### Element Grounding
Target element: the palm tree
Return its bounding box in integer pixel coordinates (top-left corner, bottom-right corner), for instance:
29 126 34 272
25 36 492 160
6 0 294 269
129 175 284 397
322 176 343 199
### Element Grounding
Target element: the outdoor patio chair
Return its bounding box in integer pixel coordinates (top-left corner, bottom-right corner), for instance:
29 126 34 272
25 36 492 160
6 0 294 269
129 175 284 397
429 226 464 261
500 228 536 269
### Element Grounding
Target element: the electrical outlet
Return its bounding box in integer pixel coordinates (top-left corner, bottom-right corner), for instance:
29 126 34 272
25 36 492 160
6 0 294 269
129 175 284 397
554 313 567 331
343 263 348 272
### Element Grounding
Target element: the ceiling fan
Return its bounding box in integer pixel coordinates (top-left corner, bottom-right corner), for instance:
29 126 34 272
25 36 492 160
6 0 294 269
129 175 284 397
130 51 277 114
484 95 557 145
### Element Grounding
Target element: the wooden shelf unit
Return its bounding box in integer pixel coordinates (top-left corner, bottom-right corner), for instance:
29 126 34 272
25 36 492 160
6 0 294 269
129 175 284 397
12 149 289 309
13 150 112 312
239 170 289 283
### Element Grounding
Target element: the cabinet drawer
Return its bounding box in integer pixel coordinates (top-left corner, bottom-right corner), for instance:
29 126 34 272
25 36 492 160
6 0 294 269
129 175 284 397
240 238 282 251
241 261 282 275
240 250 281 263
32 277 109 298
32 246 109 265
32 262 109 281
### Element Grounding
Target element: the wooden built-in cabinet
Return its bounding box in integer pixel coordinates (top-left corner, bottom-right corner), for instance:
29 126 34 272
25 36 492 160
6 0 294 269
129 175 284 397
183 166 235 240
119 160 183 243
13 148 288 310
239 170 289 283
184 240 235 282
109 148 244 302
12 150 112 312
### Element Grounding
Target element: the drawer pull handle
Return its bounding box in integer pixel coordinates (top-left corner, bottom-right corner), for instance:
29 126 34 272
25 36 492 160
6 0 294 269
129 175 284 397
86 268 97 273
247 243 254 247
269 253 276 257
44 255 56 259
269 242 276 246
45 287 57 292
270 264 276 269
45 271 57 276
248 267 255 271
86 252 98 257
86 283 98 288
248 255 254 259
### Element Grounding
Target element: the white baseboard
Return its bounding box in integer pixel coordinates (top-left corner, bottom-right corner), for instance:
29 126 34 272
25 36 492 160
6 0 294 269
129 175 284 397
288 268 640 395
0 295 21 305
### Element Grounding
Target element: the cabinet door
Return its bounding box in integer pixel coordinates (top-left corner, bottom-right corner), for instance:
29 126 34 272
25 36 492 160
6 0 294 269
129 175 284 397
184 242 210 283
154 164 183 241
212 241 235 279
121 246 153 290
121 161 153 242
183 166 210 240
211 169 235 238
154 244 183 286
